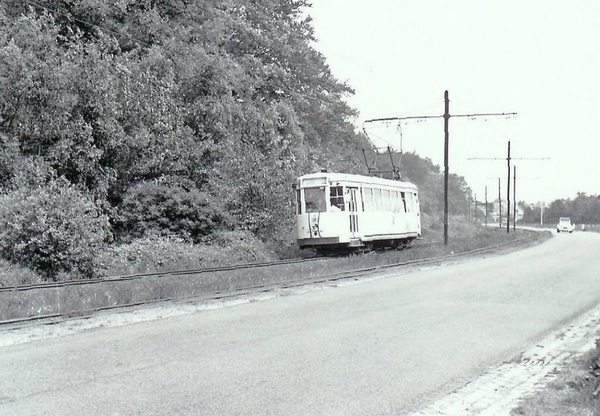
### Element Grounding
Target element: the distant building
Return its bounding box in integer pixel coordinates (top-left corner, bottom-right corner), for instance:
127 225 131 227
491 200 523 223
491 200 505 223
515 205 524 222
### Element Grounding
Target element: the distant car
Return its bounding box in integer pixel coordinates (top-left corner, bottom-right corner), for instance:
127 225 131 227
557 217 574 233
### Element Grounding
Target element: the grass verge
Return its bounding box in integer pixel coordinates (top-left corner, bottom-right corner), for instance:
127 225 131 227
512 343 600 415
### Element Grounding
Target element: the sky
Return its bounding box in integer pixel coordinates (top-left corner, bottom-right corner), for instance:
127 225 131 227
307 0 600 204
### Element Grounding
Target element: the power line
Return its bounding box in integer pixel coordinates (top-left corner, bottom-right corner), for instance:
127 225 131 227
363 112 516 124
363 114 443 125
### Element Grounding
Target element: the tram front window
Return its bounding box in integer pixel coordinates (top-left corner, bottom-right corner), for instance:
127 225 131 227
304 188 326 213
330 186 345 211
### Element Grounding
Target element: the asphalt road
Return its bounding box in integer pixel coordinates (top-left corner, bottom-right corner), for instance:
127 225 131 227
2 231 600 415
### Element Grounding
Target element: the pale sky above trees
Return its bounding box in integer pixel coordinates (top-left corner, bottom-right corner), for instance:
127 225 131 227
308 0 600 204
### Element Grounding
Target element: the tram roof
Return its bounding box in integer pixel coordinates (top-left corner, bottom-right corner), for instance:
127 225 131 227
296 172 417 190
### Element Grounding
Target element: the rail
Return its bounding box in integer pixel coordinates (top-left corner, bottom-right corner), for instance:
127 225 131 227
0 230 535 327
0 238 455 294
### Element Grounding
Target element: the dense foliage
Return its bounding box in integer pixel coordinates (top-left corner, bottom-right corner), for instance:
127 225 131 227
0 0 477 280
115 182 229 242
0 177 111 280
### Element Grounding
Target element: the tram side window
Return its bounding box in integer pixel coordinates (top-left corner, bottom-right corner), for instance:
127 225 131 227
405 192 412 212
364 187 373 211
400 191 408 212
382 189 390 211
304 188 326 213
296 189 301 214
374 189 383 211
330 186 345 211
360 188 365 211
392 190 400 212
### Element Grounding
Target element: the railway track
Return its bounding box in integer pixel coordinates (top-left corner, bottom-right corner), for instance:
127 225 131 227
0 238 453 294
0 231 534 328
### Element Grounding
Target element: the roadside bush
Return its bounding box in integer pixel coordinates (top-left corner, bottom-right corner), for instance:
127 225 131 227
449 217 482 236
115 182 232 242
0 178 111 280
97 231 276 277
204 230 276 262
0 258 43 286
96 235 203 276
261 225 304 259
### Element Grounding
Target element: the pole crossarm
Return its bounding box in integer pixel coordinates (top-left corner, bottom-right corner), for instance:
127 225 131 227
451 112 517 119
363 115 443 124
468 157 550 161
363 111 516 125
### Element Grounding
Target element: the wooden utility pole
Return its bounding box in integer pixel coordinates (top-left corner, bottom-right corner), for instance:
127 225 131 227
485 186 488 226
467 197 471 222
513 165 517 230
444 91 450 243
498 178 502 228
440 92 516 242
506 141 511 233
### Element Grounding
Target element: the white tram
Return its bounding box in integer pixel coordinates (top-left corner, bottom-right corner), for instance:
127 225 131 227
294 171 421 251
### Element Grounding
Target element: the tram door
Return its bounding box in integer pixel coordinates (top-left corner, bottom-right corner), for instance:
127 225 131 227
348 187 360 237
